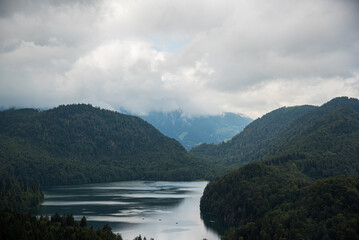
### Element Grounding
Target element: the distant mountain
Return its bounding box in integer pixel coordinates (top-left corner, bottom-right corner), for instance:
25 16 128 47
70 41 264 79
0 104 207 185
190 105 316 166
200 97 359 239
140 111 252 150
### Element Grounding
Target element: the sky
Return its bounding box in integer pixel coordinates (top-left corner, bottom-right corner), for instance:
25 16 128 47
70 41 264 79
0 0 358 119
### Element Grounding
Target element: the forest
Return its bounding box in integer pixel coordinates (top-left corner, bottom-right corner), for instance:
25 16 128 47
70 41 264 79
0 209 124 240
0 104 208 186
200 97 359 239
190 105 316 166
221 175 359 240
0 178 154 240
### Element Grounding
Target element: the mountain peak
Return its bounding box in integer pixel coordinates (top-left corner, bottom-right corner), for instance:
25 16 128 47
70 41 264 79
321 96 359 112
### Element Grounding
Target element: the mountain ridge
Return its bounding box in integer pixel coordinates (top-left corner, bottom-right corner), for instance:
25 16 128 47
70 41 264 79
0 104 207 185
200 96 359 239
190 104 316 166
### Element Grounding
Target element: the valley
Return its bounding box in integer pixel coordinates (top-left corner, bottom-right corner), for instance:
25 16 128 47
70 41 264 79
1 97 359 239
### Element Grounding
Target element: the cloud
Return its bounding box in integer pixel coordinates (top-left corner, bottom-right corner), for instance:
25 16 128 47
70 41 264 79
0 0 358 118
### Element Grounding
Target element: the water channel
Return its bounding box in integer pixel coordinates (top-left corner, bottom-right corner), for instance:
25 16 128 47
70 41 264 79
39 181 222 240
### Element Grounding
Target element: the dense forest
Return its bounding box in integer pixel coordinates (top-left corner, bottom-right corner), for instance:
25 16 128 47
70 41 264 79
200 97 359 239
259 97 359 179
190 105 316 166
0 209 125 240
0 178 43 213
0 177 130 240
0 104 208 185
221 175 359 240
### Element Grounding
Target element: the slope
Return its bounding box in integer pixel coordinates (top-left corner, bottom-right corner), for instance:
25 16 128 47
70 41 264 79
190 105 316 166
261 97 359 179
200 97 359 239
0 104 207 185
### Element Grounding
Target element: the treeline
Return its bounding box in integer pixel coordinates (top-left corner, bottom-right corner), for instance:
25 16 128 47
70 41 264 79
0 179 152 240
222 175 359 240
0 209 123 240
201 163 359 240
0 104 208 185
200 163 307 225
0 179 43 212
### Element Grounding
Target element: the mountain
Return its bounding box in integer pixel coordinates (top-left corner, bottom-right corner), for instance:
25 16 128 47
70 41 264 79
0 104 207 185
190 105 316 166
258 97 359 179
200 97 359 239
211 173 359 240
140 111 252 150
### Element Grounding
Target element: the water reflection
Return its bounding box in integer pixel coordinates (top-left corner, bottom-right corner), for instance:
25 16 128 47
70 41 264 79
201 213 230 236
39 181 221 240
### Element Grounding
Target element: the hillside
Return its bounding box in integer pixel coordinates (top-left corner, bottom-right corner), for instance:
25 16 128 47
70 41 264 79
0 104 207 185
221 175 359 240
140 111 252 150
200 97 359 239
190 105 316 166
260 97 359 179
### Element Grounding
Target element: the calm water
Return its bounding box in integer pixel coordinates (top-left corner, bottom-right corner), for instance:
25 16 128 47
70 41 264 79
39 181 221 240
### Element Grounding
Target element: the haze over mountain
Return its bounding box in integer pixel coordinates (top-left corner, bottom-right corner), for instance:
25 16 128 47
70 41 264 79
140 110 252 149
0 104 207 185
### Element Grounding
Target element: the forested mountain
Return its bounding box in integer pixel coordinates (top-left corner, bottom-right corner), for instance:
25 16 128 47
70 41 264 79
220 175 359 240
200 97 359 239
0 104 207 185
259 97 359 179
190 105 316 166
140 111 252 150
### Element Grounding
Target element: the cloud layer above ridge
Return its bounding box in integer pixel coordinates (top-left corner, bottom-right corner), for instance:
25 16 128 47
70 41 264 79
1 0 358 118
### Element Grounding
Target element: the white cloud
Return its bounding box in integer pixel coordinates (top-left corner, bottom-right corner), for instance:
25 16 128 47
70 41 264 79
0 0 358 118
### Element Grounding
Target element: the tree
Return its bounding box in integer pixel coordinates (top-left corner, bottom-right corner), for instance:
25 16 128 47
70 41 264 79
80 216 87 228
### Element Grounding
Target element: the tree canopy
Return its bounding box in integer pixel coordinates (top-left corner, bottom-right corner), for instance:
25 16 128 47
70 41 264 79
0 104 208 185
200 97 359 239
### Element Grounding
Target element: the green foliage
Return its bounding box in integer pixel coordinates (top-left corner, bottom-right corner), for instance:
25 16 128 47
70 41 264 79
203 167 359 239
261 99 359 179
190 105 316 167
0 104 208 185
0 209 123 240
222 176 359 240
193 97 359 179
0 178 43 212
200 97 359 239
200 162 309 226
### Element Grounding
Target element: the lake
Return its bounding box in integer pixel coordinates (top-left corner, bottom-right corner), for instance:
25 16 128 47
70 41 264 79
39 181 221 240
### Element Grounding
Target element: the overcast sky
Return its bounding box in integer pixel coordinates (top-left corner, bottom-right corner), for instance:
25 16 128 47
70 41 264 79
0 0 358 118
